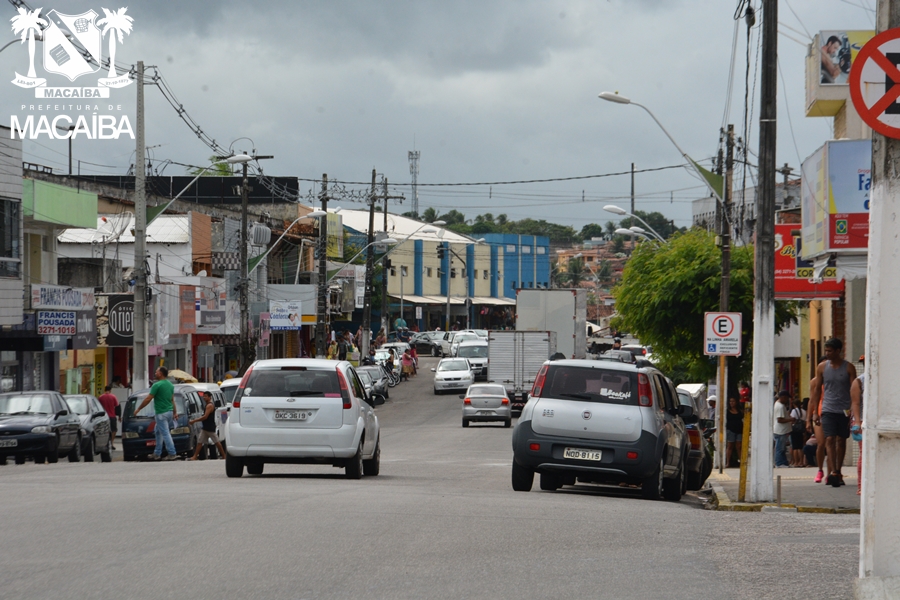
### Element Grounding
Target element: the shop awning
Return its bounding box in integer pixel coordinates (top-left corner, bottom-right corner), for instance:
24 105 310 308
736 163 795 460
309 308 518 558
470 296 516 306
389 294 446 305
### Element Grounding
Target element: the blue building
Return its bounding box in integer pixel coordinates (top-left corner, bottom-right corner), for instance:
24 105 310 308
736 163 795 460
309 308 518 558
480 233 551 299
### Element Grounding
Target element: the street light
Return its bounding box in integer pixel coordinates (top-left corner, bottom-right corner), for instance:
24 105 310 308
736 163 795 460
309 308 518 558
603 204 666 242
615 227 652 240
598 92 723 203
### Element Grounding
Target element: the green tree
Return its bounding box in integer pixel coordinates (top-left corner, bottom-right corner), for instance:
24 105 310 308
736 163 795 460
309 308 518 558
496 214 508 226
612 228 798 382
618 211 679 240
439 210 467 226
421 207 439 223
611 236 625 254
580 223 606 240
605 221 618 239
188 155 237 176
565 257 586 287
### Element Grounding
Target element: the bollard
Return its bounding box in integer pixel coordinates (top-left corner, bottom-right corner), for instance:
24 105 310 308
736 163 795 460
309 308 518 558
776 475 782 507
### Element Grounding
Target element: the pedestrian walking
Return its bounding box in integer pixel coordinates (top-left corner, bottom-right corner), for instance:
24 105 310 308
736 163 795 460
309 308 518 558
773 391 794 467
97 385 120 450
725 397 743 468
850 356 865 495
409 346 418 375
806 358 829 482
132 367 178 461
400 350 414 381
187 392 226 461
809 338 857 487
789 398 807 467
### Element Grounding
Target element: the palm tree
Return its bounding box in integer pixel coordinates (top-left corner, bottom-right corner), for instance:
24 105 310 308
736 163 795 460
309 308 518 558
11 7 47 78
566 257 585 287
421 207 438 223
97 7 133 78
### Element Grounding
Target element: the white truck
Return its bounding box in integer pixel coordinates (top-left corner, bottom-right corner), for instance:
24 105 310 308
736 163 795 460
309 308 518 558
487 330 557 414
515 289 587 359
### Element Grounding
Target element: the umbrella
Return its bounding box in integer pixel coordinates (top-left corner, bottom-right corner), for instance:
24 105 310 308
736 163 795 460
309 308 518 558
168 369 198 383
225 370 239 378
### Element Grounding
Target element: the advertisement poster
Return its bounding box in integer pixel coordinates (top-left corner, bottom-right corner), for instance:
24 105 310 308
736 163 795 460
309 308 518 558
259 312 271 347
199 284 226 327
73 311 97 349
270 301 302 330
179 285 196 334
326 212 344 258
98 294 134 347
774 225 844 300
31 284 94 310
37 311 76 335
818 30 874 85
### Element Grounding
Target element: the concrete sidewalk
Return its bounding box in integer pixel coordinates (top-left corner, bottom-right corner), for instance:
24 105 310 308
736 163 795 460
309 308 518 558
707 467 860 514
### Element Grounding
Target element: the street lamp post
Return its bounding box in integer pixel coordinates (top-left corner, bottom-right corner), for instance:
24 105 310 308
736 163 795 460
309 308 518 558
604 205 666 242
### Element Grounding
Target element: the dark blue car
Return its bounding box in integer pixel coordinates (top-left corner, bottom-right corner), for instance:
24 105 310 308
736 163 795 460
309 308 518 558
121 384 205 461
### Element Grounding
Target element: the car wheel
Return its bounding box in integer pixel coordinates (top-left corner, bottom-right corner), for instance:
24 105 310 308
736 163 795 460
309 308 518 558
511 460 534 492
225 453 244 478
363 437 380 477
246 461 264 475
433 388 440 395
540 472 561 491
431 346 439 357
663 463 684 502
462 418 469 428
345 442 364 480
100 439 112 463
83 436 95 462
504 418 512 428
14 455 25 465
67 436 82 462
641 459 664 501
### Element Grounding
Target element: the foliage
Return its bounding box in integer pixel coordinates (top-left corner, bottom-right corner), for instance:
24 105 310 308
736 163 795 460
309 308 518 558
618 210 681 240
612 228 798 383
188 155 237 176
580 223 606 240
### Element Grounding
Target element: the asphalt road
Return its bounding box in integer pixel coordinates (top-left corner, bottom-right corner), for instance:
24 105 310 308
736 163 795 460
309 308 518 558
0 357 860 600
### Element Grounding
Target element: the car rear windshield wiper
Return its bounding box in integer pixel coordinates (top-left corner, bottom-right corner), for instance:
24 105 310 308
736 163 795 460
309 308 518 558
559 393 594 401
288 391 326 397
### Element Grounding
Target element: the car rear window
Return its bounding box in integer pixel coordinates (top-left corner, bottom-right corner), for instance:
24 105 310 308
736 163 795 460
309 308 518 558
543 366 637 405
221 386 237 404
468 385 506 396
243 368 341 398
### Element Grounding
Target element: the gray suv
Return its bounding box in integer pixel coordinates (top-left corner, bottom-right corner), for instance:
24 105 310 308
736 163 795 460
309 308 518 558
511 359 688 501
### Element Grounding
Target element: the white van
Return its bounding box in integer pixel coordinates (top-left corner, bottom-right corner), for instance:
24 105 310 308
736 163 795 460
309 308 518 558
455 340 489 380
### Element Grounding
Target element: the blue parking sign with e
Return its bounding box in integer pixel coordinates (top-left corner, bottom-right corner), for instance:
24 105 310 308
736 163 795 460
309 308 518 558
707 343 717 353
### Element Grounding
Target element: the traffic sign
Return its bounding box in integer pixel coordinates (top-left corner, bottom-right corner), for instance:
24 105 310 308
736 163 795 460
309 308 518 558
850 28 900 139
704 312 742 356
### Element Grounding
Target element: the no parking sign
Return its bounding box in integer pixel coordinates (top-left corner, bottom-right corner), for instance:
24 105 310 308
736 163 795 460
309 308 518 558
704 312 742 356
850 28 900 138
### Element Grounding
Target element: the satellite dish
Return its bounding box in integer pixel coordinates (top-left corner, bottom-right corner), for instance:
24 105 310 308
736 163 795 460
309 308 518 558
196 270 208 277
91 211 133 244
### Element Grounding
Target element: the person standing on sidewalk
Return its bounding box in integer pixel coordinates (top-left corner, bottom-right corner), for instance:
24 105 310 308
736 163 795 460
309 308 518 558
725 397 744 468
187 392 225 461
809 338 856 487
789 398 807 467
97 385 120 451
850 356 865 495
133 367 178 461
774 391 794 467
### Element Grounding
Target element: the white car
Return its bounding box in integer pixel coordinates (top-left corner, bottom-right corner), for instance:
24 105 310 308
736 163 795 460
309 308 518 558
225 359 383 478
450 333 481 356
455 340 489 379
432 358 475 394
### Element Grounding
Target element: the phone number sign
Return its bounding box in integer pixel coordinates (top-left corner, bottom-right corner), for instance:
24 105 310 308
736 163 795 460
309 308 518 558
37 311 76 335
704 312 742 356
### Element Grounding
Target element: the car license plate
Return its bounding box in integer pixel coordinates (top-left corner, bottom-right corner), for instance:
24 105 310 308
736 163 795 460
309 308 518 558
0 439 17 448
146 440 156 447
274 410 308 421
564 447 601 461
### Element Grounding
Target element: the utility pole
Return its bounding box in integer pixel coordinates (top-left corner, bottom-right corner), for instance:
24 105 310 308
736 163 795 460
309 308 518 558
315 175 328 358
630 162 636 250
132 60 149 391
381 177 390 336
717 126 734 477
747 0 777 503
858 3 900 594
238 161 250 375
361 169 376 358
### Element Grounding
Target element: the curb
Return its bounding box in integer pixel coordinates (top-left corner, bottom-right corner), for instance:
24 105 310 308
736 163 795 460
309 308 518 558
707 481 859 514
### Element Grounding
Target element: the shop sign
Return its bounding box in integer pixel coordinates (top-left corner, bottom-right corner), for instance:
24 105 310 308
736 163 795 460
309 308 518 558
73 310 97 349
31 284 94 310
37 310 76 335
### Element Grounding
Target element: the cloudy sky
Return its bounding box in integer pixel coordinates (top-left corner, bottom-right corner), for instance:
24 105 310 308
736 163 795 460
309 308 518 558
1 0 876 229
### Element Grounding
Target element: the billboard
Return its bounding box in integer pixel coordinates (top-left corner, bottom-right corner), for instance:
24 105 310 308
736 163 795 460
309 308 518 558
97 294 133 346
270 301 302 330
818 30 874 85
774 224 844 299
801 139 870 258
326 212 343 259
37 311 75 335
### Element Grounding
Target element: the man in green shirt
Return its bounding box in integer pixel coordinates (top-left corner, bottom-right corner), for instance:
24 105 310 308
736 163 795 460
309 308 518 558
134 366 179 460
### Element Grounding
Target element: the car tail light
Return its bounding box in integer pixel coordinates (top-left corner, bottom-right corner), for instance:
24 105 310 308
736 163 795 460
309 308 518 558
626 451 638 460
335 368 352 409
501 397 509 405
232 365 254 408
642 348 647 355
687 428 702 450
531 364 548 397
529 443 540 451
638 373 653 407
464 397 471 405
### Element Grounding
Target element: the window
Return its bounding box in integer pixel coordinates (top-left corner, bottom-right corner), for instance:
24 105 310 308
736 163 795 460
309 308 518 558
537 246 546 255
0 199 20 278
390 268 396 277
482 270 488 279
426 267 433 277
522 246 531 254
512 281 516 289
450 268 457 279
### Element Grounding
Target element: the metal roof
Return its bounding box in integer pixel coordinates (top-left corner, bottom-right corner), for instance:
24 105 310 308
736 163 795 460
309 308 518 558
58 214 192 244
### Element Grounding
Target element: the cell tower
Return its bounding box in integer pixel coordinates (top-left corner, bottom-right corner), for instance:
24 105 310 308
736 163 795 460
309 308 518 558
408 150 420 217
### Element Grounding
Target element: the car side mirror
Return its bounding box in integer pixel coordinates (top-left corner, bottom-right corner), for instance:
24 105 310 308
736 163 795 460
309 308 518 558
458 394 465 399
56 409 68 418
430 368 436 372
683 414 699 424
678 404 694 418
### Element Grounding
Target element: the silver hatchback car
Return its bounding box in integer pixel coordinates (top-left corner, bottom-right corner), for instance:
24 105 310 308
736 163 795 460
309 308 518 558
225 359 383 479
460 383 511 428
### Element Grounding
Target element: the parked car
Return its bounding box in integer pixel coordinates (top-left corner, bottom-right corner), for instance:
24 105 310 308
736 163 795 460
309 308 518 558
437 332 458 357
190 382 227 458
224 359 383 478
356 365 389 399
121 384 206 461
621 344 649 360
677 384 713 490
410 331 444 356
380 342 410 356
432 358 475 394
0 391 82 464
373 348 401 378
455 341 489 380
461 383 511 428
450 333 480 356
595 350 635 364
511 359 688 501
64 394 113 462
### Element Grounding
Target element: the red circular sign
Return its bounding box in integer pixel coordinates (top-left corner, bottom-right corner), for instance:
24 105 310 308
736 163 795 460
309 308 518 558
712 315 734 339
850 28 900 139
